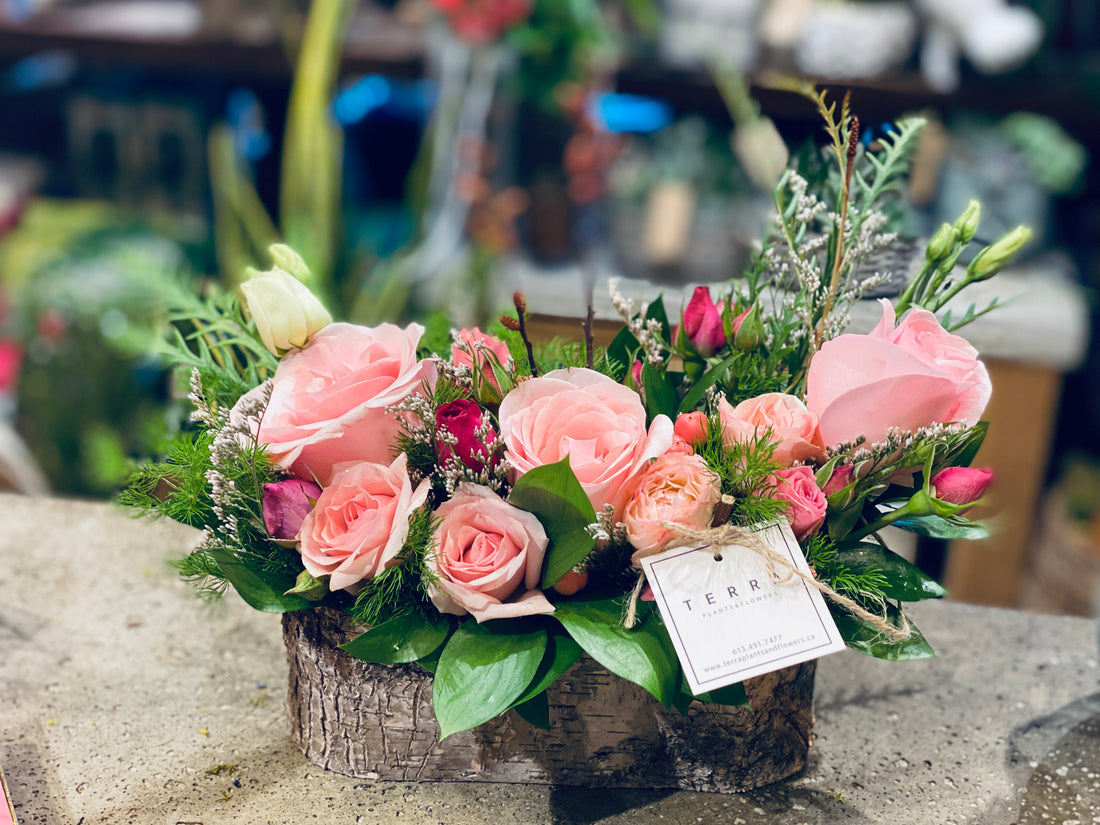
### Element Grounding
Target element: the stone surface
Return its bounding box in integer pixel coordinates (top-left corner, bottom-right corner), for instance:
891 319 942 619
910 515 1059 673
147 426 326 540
3 492 1099 823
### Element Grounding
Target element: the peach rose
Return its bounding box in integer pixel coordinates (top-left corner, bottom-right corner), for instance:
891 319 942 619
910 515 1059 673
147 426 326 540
718 392 825 467
257 322 436 484
806 301 991 447
769 465 827 541
427 484 554 622
623 453 722 562
498 368 674 518
298 454 430 592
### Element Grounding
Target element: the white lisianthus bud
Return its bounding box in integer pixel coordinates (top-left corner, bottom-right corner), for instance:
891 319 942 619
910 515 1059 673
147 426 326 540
240 266 332 356
267 243 313 283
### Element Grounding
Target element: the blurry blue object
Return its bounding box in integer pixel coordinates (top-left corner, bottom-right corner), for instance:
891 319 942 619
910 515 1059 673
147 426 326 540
2 51 78 92
226 88 271 162
4 0 34 21
334 75 434 125
595 93 673 134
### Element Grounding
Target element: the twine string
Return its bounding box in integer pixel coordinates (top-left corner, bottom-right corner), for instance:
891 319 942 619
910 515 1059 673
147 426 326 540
626 521 911 642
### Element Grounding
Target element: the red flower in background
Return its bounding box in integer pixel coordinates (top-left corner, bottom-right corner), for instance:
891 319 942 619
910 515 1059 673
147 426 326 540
430 0 531 44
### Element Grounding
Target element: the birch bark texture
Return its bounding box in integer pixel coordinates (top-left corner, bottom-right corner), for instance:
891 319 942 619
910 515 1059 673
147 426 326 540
283 607 815 793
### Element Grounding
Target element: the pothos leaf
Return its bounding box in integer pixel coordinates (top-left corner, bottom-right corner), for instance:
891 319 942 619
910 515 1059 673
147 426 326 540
832 602 935 660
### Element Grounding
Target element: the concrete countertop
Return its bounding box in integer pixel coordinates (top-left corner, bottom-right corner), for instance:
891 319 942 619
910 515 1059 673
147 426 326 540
3 493 1099 824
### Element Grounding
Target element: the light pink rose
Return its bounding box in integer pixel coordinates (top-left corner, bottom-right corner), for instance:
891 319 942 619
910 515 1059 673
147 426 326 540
427 484 554 622
718 392 825 467
498 368 675 518
769 465 827 541
452 327 512 393
623 453 722 562
806 301 991 447
298 454 430 592
257 322 436 484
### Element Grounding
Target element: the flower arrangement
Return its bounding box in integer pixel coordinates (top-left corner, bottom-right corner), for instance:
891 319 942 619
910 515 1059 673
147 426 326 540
123 91 1029 741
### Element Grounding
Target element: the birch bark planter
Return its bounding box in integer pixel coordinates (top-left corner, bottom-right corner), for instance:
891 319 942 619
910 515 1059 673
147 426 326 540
283 607 816 793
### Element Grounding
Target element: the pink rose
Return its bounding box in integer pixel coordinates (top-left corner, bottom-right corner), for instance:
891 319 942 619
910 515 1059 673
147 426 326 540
257 322 436 484
262 478 322 540
436 399 497 473
298 454 430 592
769 465 827 541
676 286 726 356
822 464 854 498
427 484 555 622
718 392 825 467
452 327 512 394
674 411 709 448
623 453 722 561
806 301 991 447
931 466 993 506
498 368 674 518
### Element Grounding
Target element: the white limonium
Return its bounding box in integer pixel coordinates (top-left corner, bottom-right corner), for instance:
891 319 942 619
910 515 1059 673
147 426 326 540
240 247 332 356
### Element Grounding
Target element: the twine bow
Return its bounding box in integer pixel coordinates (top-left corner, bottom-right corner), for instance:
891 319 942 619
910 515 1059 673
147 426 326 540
625 521 911 642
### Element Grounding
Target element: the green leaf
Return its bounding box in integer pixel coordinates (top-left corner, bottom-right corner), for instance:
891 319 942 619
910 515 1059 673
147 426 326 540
946 421 989 468
641 362 680 422
511 630 583 708
340 612 453 665
892 514 990 540
209 549 311 613
678 349 739 414
553 597 678 706
833 603 935 660
645 296 672 341
605 325 640 382
834 542 947 601
513 692 551 729
433 622 547 738
696 681 751 708
508 457 597 588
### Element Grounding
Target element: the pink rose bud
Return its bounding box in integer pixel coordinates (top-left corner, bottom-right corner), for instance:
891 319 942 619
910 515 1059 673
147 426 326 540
769 465 827 541
823 464 854 498
682 286 726 357
729 305 752 336
552 568 589 596
930 466 993 506
437 399 496 473
631 359 644 388
262 478 322 540
674 411 709 447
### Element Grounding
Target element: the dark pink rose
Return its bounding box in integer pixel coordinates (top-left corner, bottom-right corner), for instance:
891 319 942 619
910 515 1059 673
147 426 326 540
823 464 854 498
262 478 322 540
931 466 993 506
437 399 496 473
679 286 726 356
769 465 827 541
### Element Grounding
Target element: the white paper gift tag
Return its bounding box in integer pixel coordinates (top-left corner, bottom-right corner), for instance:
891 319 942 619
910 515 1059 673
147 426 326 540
640 521 846 695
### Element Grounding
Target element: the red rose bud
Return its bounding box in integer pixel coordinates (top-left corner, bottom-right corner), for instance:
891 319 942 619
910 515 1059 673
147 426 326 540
930 466 993 506
682 286 726 357
262 479 322 540
437 399 497 473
